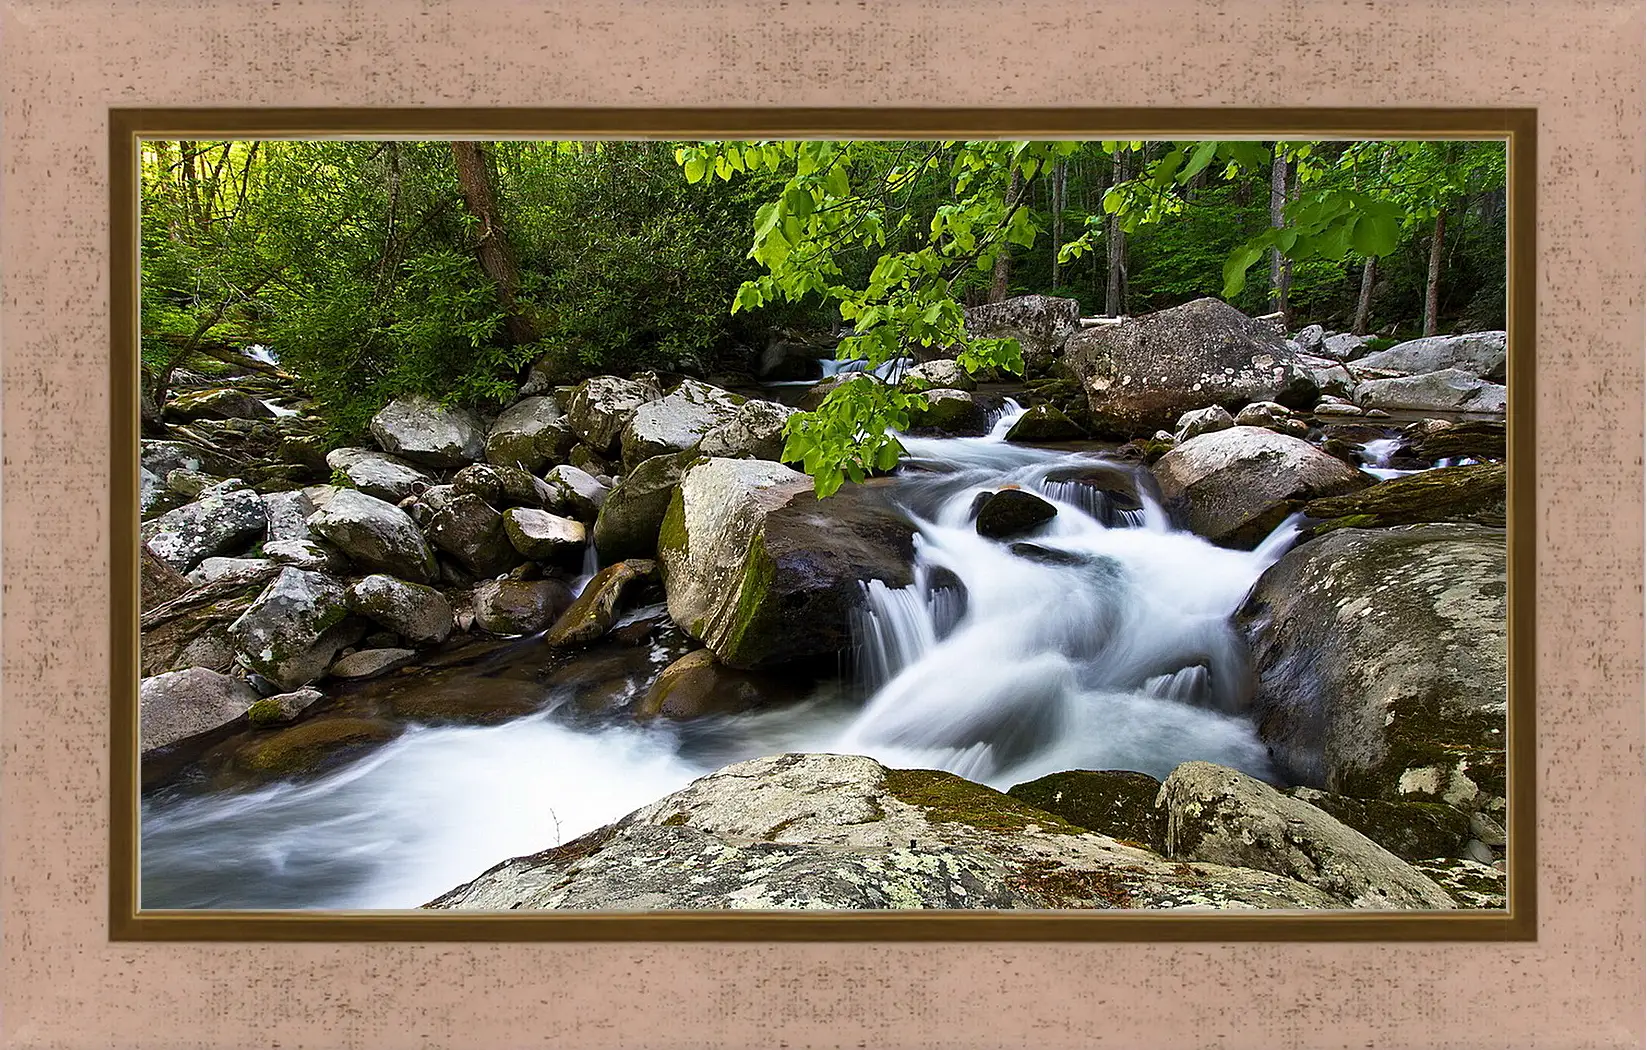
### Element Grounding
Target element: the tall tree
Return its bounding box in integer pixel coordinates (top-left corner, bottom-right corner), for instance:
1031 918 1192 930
989 167 1024 302
1422 205 1448 336
1049 156 1067 289
1353 256 1377 335
1105 148 1129 316
450 141 537 346
1268 143 1294 323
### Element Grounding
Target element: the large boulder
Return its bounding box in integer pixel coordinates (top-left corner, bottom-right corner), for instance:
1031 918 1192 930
1158 762 1456 909
1288 787 1472 863
1004 404 1084 442
960 294 1082 372
324 448 433 503
907 388 988 435
369 396 486 469
901 359 976 392
139 667 260 755
1061 298 1314 437
635 648 798 720
1173 405 1234 443
1151 426 1369 547
428 753 1348 911
502 507 586 562
973 488 1058 539
566 375 663 455
1355 368 1507 414
305 488 439 584
451 463 557 511
696 399 797 461
261 485 336 543
1302 463 1507 535
544 559 656 648
591 452 690 562
141 484 268 573
345 574 454 647
227 568 362 690
1237 524 1507 802
542 465 610 523
619 379 744 470
425 494 517 577
471 578 575 636
140 565 281 676
1354 331 1506 382
162 387 275 423
1006 770 1167 852
484 396 568 473
658 459 916 669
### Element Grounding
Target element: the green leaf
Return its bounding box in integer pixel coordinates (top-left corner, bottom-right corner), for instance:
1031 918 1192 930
683 156 707 183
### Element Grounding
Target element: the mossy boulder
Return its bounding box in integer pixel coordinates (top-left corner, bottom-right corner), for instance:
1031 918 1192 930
1004 404 1085 442
973 487 1058 539
324 447 432 502
543 464 609 523
907 388 988 436
502 507 587 562
566 375 664 455
484 396 567 473
369 395 485 470
230 717 400 777
696 399 797 461
306 488 439 584
452 463 557 511
635 648 799 720
345 574 453 647
246 686 325 727
141 484 269 573
658 459 915 669
426 493 517 577
619 379 744 471
139 667 260 755
1289 787 1472 862
591 451 691 562
544 559 656 648
1237 524 1507 802
1303 463 1506 536
227 568 362 690
1403 418 1506 462
1006 770 1167 851
471 578 575 636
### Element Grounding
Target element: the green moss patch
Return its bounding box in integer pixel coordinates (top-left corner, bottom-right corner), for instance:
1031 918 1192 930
882 768 1085 836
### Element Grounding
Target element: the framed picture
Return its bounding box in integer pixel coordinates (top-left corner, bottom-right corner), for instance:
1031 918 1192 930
114 109 1533 941
6 2 1641 1046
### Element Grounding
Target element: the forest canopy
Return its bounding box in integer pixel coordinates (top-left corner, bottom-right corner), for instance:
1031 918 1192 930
139 137 1507 491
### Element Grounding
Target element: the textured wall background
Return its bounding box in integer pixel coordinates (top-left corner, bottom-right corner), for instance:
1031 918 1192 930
3 0 1643 1047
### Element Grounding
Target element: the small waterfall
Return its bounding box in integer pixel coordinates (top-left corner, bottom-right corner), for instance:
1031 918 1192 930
245 344 280 367
818 356 913 382
1357 437 1425 481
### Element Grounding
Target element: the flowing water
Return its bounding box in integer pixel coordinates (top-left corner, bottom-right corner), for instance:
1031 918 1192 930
140 403 1302 910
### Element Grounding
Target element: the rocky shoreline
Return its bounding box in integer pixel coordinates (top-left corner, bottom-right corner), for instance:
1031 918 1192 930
138 294 1510 910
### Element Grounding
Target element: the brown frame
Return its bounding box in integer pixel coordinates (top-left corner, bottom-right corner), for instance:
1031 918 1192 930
110 107 1537 942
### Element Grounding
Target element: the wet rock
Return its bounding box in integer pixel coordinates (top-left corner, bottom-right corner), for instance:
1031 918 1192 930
324 447 433 502
471 578 575 636
1402 418 1506 462
1151 426 1369 547
636 648 798 720
1062 298 1315 436
306 488 439 583
960 294 1082 372
163 387 275 423
567 375 664 455
620 379 744 470
1006 770 1167 852
428 753 1347 911
484 396 567 473
139 667 260 755
227 568 362 690
1355 368 1507 414
696 399 797 461
245 686 325 727
369 395 486 469
1237 524 1507 801
1159 762 1456 909
329 647 418 680
1288 787 1472 862
1004 404 1084 442
543 464 609 523
901 359 976 392
142 485 269 573
1303 463 1506 535
425 493 517 578
230 717 400 778
974 488 1058 539
1355 331 1506 382
502 507 587 561
544 559 656 648
592 452 691 562
908 388 988 435
1312 401 1365 419
660 460 916 668
1173 405 1234 443
1038 463 1150 527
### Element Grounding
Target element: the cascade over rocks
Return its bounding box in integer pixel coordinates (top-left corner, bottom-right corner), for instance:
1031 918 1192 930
369 395 486 469
427 753 1347 911
1061 298 1316 437
1237 524 1507 801
1158 762 1456 909
307 488 439 583
1151 426 1369 547
658 459 916 669
1003 404 1084 442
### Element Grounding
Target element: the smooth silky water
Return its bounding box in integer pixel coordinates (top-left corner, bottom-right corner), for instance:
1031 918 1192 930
140 402 1303 909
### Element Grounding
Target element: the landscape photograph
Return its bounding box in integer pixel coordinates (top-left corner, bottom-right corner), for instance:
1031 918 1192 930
133 135 1511 913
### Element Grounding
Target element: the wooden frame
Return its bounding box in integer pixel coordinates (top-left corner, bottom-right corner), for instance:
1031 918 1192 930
110 107 1537 942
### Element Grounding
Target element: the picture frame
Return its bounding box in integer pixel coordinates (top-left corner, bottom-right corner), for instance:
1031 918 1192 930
5 2 1641 1046
109 107 1538 943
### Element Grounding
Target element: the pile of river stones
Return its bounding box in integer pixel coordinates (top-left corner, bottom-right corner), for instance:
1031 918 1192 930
139 294 1510 911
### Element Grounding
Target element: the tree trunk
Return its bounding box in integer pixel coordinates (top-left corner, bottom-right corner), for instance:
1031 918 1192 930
1050 157 1066 289
1105 150 1128 316
1268 144 1293 322
1353 256 1377 335
450 141 537 345
989 168 1023 303
1423 207 1447 336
